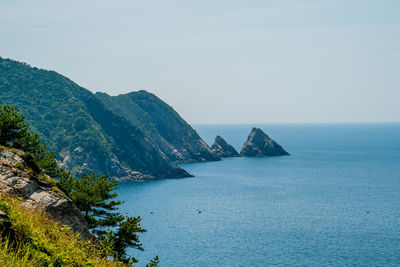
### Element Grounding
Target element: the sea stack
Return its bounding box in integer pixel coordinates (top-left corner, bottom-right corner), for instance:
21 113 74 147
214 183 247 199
211 135 240 157
240 128 289 157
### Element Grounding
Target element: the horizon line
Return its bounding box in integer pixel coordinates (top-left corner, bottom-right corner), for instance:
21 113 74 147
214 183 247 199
191 121 400 125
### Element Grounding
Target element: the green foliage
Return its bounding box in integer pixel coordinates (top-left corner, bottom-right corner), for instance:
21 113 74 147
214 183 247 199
0 61 157 265
0 104 28 147
0 57 172 178
96 90 196 159
60 172 147 264
112 216 146 263
0 200 11 213
146 256 160 267
0 104 62 179
0 196 124 266
68 173 124 229
58 170 76 195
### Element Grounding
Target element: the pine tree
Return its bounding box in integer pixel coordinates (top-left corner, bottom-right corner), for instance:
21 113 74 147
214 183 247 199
61 172 147 264
146 256 160 267
69 173 124 230
0 105 61 177
0 104 29 146
1 105 151 265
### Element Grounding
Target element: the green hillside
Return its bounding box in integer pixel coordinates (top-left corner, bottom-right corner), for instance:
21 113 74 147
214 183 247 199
0 57 191 179
96 91 220 163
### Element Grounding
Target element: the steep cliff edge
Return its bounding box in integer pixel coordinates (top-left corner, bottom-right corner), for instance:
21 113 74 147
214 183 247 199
0 57 193 180
0 147 93 239
211 135 240 157
96 91 220 163
240 128 289 157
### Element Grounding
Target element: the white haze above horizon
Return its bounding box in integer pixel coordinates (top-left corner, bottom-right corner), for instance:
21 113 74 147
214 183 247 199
1 0 399 123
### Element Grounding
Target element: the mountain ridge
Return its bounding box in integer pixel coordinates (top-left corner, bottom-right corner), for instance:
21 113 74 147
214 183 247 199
96 90 220 163
0 56 218 179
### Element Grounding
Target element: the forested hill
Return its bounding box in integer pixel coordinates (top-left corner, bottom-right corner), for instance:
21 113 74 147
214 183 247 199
96 91 219 163
0 57 218 179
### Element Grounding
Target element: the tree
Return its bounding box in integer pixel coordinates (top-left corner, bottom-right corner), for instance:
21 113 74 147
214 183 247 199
113 216 146 262
68 173 124 230
0 104 29 146
1 105 150 264
146 256 160 267
60 172 147 264
0 104 61 178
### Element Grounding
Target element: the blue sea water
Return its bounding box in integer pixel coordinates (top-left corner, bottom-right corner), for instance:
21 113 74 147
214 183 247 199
117 123 400 266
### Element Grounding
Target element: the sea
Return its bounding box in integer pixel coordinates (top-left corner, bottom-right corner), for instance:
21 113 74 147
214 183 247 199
116 123 400 266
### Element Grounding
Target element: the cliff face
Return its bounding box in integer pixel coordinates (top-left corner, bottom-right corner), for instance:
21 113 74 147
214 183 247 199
96 91 220 163
0 57 198 180
211 135 240 157
240 128 289 157
0 147 93 239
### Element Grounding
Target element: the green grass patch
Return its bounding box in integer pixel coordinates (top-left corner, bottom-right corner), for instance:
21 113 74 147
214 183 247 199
0 195 126 266
0 145 23 157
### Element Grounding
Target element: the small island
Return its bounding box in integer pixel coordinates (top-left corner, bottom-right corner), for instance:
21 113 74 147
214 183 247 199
211 135 240 157
240 127 290 157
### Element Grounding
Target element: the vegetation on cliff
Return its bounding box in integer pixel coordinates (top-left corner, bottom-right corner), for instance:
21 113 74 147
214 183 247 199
0 56 217 179
0 104 157 266
0 195 120 266
59 172 147 264
96 91 220 163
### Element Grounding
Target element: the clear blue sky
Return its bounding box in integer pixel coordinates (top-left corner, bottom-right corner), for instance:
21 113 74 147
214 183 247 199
1 0 399 123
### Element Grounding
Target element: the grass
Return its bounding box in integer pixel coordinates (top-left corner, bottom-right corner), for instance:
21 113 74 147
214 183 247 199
0 145 24 157
0 195 125 267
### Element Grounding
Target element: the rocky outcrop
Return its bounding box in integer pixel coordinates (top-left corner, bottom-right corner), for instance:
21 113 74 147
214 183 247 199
240 128 289 157
0 147 94 239
211 135 240 157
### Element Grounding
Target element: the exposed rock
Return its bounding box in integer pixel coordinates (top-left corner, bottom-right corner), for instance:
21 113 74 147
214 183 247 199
0 147 94 240
240 128 289 157
211 136 240 157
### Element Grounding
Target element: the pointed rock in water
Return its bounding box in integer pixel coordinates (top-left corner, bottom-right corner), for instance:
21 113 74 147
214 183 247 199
240 128 289 157
211 135 240 157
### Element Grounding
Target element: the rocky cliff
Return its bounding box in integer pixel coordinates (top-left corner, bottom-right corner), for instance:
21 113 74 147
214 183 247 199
96 91 220 163
211 135 240 157
0 147 93 239
0 57 210 180
240 128 289 157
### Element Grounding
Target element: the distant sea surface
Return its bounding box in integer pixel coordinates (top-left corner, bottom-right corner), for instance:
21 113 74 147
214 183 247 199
117 123 400 266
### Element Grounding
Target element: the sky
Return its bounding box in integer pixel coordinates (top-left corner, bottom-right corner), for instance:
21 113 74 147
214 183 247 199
1 0 399 123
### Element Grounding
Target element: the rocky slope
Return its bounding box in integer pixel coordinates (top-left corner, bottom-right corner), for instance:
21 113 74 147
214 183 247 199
0 147 93 239
211 135 240 157
96 91 220 163
0 57 213 179
240 128 289 157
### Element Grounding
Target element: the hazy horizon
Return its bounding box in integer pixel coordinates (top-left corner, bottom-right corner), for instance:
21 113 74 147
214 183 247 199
1 0 399 124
